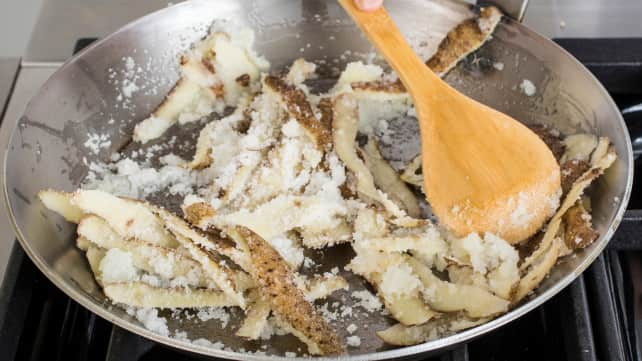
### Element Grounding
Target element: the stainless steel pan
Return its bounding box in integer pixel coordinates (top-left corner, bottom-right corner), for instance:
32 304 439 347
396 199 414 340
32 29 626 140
2 0 633 360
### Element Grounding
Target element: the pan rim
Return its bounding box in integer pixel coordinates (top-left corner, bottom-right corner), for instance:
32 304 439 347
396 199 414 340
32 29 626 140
1 2 634 360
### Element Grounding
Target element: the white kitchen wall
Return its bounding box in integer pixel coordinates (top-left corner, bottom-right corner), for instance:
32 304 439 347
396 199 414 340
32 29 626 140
0 0 44 57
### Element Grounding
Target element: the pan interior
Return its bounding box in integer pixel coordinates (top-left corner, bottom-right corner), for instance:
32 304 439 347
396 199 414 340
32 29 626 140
3 0 632 359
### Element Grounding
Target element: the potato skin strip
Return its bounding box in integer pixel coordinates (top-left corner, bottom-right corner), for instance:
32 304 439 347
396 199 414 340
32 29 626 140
136 205 250 307
264 75 332 149
514 239 561 302
379 290 437 326
104 282 236 308
299 220 353 249
377 316 488 346
214 194 347 242
348 251 437 326
237 227 343 355
76 236 92 252
134 31 265 143
186 121 215 169
185 95 253 170
362 137 421 218
79 215 213 289
406 256 509 318
38 190 83 223
332 94 410 220
333 94 381 203
400 155 423 188
563 201 598 250
237 276 348 340
426 6 502 76
172 231 246 309
85 245 106 285
134 79 213 144
520 139 615 271
236 292 271 339
78 215 129 249
71 190 178 248
183 202 216 228
560 160 590 196
157 207 252 274
305 275 349 301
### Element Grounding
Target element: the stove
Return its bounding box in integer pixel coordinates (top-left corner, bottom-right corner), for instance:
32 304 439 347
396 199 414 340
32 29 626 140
1 1 642 360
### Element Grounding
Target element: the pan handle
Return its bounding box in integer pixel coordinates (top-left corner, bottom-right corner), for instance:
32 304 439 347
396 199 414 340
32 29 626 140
607 210 642 250
481 0 529 21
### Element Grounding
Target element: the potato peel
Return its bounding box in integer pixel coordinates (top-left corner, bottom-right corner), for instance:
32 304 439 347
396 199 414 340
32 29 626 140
79 215 214 289
236 227 343 355
514 238 561 302
332 93 413 222
406 256 509 318
38 190 83 223
236 291 271 339
521 138 615 271
377 315 489 346
400 155 423 188
71 189 178 248
237 275 348 340
362 137 422 218
104 282 236 308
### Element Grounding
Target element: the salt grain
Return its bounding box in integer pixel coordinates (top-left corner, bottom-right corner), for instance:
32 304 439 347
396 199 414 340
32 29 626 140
351 290 383 312
346 335 361 347
192 338 225 349
133 308 170 336
84 133 111 154
196 307 230 327
380 263 422 296
99 249 139 283
520 79 536 96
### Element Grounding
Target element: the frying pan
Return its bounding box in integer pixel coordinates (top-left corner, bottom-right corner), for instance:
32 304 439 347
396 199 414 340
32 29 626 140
2 0 633 360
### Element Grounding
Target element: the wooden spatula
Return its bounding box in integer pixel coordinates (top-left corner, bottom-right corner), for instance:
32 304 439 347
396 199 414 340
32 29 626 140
338 0 561 243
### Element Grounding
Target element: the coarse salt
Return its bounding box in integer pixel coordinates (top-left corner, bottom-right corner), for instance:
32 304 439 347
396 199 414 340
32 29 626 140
379 263 422 296
196 307 231 327
132 307 170 336
100 249 139 283
84 133 111 154
520 79 536 96
346 323 358 334
351 290 383 312
346 335 361 347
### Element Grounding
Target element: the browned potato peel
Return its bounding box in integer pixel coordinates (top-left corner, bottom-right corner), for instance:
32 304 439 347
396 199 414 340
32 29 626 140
236 227 344 355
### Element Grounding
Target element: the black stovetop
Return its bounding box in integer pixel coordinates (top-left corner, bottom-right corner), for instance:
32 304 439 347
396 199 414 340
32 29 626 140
1 38 641 361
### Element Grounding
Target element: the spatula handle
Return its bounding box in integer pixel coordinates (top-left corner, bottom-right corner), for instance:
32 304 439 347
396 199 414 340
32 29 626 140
336 0 441 95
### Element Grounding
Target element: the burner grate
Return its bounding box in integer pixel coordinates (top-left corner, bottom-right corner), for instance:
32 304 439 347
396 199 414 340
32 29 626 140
2 241 635 361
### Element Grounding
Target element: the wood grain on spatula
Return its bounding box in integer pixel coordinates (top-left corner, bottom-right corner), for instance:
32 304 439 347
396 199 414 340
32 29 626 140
337 0 561 243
